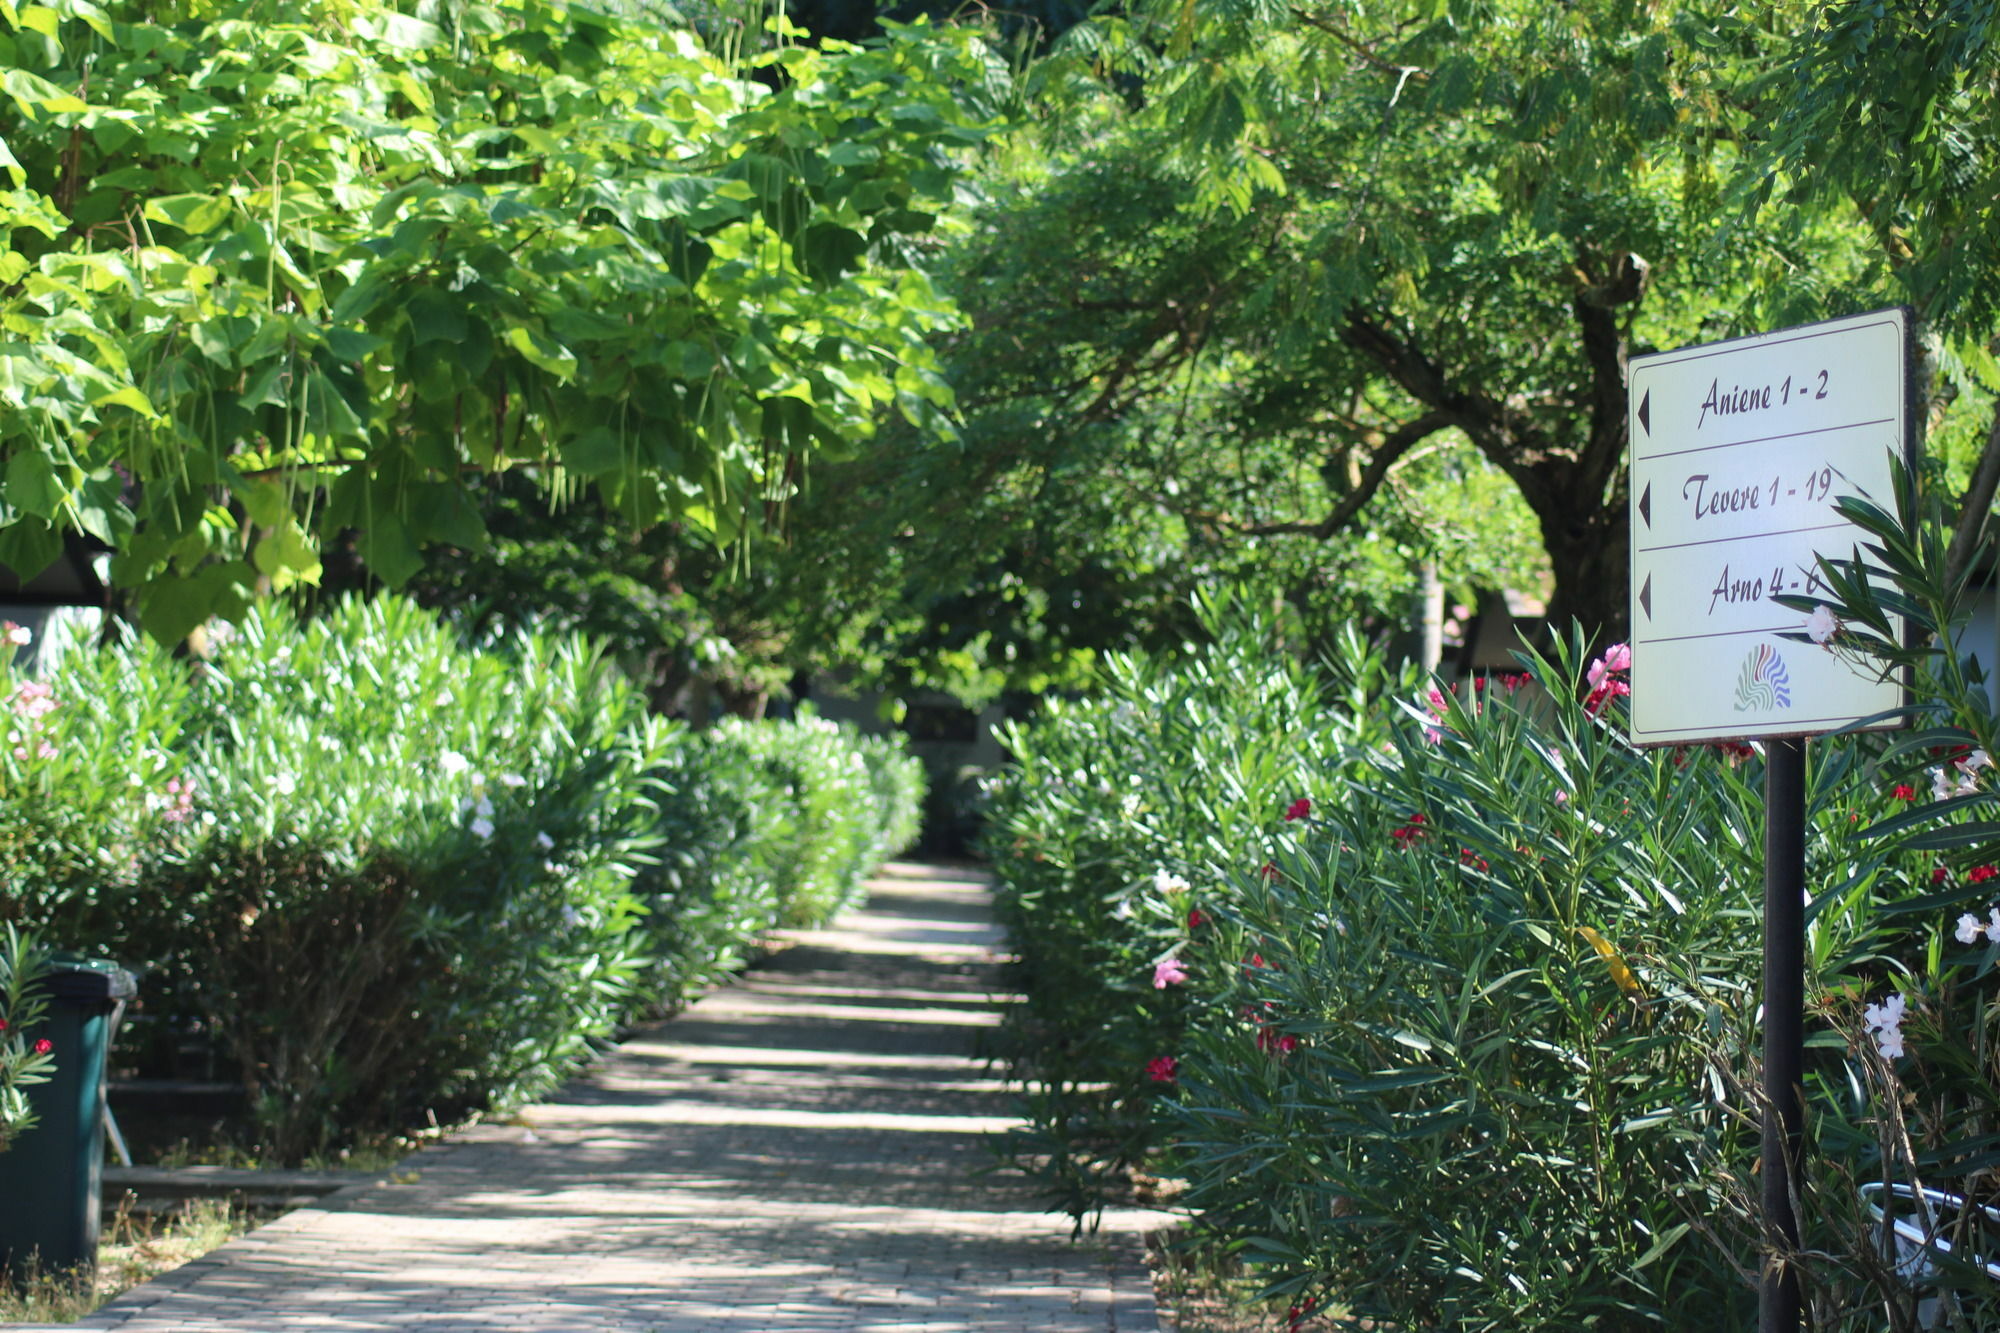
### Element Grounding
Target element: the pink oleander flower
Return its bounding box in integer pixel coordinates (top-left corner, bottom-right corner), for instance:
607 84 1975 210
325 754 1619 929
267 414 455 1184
1153 957 1188 989
1805 605 1838 644
157 776 197 823
31 1038 51 1055
1584 643 1633 715
11 681 55 720
1587 642 1632 686
1145 1055 1179 1084
1 622 29 647
1255 1026 1299 1055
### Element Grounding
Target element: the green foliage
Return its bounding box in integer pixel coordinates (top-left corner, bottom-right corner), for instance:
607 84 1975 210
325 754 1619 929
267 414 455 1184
1756 1 2000 349
1763 459 2000 1329
0 621 192 936
888 0 1899 644
0 0 996 634
0 923 52 1153
0 595 924 1162
703 711 925 929
114 597 667 1160
1162 638 1769 1329
981 599 1404 1215
984 589 2000 1325
630 710 926 1008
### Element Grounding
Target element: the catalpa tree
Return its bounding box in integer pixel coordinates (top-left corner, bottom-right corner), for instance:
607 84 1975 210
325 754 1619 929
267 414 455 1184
0 0 996 639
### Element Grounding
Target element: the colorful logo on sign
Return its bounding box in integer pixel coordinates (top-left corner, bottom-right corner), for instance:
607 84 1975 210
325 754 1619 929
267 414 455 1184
1734 644 1792 712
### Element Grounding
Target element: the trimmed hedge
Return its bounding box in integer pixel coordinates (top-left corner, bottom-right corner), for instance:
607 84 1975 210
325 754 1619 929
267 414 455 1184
0 597 924 1161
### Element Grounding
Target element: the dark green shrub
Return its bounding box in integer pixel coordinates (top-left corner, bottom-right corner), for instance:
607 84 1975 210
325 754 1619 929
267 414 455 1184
0 925 52 1153
980 607 1398 1216
984 607 1962 1325
704 712 926 930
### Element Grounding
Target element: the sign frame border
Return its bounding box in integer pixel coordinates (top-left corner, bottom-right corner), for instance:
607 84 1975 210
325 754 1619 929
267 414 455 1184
1625 304 1918 748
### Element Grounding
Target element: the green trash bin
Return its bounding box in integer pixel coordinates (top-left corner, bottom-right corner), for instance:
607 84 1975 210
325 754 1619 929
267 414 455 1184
0 957 137 1281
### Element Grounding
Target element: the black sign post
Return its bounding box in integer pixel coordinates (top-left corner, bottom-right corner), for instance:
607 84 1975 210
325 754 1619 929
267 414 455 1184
1761 738 1806 1331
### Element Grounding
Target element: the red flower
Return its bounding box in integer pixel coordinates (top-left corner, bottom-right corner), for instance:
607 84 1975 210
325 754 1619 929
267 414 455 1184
1247 953 1266 969
1584 678 1632 715
1258 861 1279 881
31 1038 51 1055
1934 866 1952 885
1459 848 1489 872
1893 783 1918 802
1256 1027 1299 1055
1972 865 1999 884
1390 813 1429 847
1145 1055 1178 1084
1187 908 1205 930
1284 797 1312 822
0 1018 7 1032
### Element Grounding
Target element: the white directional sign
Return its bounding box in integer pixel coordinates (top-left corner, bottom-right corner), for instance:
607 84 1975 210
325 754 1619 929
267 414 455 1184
1627 308 1911 745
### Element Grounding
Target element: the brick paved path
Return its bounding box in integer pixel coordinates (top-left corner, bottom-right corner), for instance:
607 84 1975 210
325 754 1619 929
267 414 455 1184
45 863 1168 1332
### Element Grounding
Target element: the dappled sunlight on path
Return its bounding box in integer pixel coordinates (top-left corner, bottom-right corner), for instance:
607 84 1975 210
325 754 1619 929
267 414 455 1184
41 863 1166 1332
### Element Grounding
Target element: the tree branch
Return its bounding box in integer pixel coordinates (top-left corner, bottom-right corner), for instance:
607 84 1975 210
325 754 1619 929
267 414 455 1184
1289 7 1427 84
1946 398 2000 587
1338 311 1518 457
1240 408 1454 538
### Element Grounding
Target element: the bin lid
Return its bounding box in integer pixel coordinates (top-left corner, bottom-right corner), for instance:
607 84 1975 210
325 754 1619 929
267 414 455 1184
42 958 137 1004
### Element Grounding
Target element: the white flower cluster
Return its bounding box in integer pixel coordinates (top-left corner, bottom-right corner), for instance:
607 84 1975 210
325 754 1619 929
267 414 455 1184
1954 908 2000 946
1863 993 1907 1060
1152 869 1191 895
1931 749 1993 802
442 751 531 842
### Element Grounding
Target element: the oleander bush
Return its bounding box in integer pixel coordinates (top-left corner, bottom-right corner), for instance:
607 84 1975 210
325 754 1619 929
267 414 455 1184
705 712 924 930
0 925 53 1153
0 596 925 1162
0 623 192 939
986 585 1995 1328
630 713 927 1011
114 597 669 1160
981 603 1404 1216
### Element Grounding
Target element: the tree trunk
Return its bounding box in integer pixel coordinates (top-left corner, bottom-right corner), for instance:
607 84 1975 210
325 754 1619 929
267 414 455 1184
1533 498 1631 645
1418 558 1444 673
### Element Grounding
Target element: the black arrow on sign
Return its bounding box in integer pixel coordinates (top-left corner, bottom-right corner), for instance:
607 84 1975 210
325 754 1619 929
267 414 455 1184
1640 574 1653 620
1638 388 1651 437
1639 481 1652 530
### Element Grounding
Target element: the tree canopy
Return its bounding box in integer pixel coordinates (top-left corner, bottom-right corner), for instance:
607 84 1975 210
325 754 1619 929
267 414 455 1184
0 0 996 639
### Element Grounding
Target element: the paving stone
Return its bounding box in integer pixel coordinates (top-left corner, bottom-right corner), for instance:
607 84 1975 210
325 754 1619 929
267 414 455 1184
41 863 1169 1333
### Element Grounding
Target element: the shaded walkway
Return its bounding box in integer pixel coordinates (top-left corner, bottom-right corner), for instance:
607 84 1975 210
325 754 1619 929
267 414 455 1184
45 864 1168 1331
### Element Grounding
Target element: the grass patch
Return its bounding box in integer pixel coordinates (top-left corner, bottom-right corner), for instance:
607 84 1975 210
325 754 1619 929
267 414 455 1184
0 1196 254 1325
